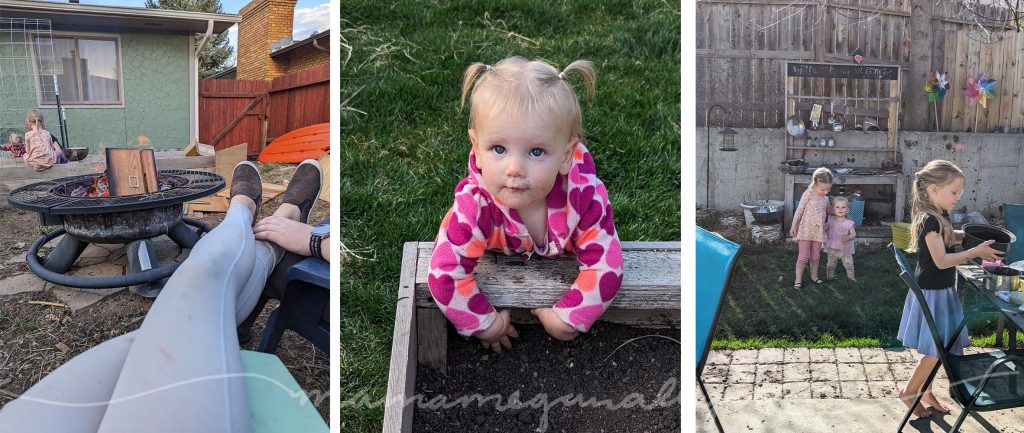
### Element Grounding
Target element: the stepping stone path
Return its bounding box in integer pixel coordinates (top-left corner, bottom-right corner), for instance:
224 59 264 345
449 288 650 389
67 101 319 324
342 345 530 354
0 235 189 313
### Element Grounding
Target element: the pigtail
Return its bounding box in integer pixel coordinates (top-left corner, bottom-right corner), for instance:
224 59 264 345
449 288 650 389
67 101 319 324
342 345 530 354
559 60 596 104
460 63 491 111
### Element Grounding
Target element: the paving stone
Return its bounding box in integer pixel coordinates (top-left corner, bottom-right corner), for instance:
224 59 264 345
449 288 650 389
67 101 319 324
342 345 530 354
891 363 917 381
728 363 757 384
868 380 899 398
752 382 784 400
783 363 811 382
840 381 872 399
810 381 841 399
782 381 811 399
861 348 889 363
707 350 732 365
757 348 785 364
722 383 754 401
731 349 758 364
756 363 784 383
837 362 868 381
835 347 862 363
885 349 916 363
703 364 729 384
784 347 810 363
810 362 839 382
0 273 47 296
809 348 836 363
49 286 126 314
71 262 125 278
79 243 112 259
702 383 726 401
864 363 895 382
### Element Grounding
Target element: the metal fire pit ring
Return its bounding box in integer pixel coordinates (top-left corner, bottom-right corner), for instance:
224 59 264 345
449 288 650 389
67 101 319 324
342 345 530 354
24 217 213 289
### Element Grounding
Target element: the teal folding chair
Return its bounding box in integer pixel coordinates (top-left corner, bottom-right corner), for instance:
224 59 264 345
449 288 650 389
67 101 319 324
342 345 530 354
891 244 1024 433
1004 203 1024 265
697 226 742 433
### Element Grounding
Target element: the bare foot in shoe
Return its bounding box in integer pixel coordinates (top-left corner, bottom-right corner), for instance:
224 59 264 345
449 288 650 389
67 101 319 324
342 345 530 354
922 391 951 414
898 391 932 418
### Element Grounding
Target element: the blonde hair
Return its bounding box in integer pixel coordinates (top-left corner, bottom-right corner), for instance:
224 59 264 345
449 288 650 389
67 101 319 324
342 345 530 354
26 109 45 131
460 57 596 141
831 195 850 209
907 160 964 253
808 167 834 190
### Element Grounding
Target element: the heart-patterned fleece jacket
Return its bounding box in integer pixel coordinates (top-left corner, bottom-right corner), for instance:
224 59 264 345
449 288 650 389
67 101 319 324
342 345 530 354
427 142 624 337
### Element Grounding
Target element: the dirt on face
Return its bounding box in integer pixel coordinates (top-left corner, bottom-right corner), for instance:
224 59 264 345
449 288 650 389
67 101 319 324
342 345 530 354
413 323 681 433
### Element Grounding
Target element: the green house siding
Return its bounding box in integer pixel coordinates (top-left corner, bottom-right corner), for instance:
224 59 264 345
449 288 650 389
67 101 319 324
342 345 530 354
0 30 189 151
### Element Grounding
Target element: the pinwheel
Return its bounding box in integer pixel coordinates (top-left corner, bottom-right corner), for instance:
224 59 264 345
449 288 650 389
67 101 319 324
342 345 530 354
965 73 998 132
924 71 950 130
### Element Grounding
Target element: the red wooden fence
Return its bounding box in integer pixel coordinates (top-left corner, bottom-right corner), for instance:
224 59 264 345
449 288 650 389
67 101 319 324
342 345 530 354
199 63 329 157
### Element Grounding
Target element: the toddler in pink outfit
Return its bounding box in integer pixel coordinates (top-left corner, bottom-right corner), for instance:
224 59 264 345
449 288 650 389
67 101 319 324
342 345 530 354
824 196 857 281
427 57 623 353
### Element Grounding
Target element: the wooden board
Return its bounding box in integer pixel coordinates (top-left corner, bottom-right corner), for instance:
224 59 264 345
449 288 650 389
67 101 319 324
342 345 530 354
105 148 156 197
257 123 329 164
412 242 681 310
214 143 248 196
382 242 419 433
318 153 330 202
140 149 159 192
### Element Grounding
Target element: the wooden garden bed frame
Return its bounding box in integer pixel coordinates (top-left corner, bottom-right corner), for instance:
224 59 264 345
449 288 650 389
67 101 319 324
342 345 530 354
382 241 681 433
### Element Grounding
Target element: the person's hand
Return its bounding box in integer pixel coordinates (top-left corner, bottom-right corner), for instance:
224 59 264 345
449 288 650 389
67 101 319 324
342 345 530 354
970 239 1004 262
253 215 314 257
476 309 518 353
532 308 579 341
789 226 797 237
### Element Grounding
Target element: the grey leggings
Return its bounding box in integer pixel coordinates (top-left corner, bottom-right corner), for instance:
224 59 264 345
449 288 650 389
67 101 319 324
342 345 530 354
0 204 283 433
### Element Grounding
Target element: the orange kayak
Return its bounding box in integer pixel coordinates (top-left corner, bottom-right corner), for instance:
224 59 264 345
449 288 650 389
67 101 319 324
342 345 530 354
258 123 329 163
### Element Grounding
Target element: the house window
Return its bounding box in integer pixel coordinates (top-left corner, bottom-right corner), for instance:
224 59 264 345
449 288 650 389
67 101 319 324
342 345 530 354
34 34 122 105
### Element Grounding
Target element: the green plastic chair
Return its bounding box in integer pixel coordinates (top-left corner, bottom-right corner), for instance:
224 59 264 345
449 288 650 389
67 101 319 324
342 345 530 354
697 227 742 433
242 351 328 433
891 244 1024 433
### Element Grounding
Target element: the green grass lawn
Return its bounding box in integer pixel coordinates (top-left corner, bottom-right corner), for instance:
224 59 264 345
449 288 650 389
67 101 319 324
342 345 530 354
712 241 1020 350
340 2 680 431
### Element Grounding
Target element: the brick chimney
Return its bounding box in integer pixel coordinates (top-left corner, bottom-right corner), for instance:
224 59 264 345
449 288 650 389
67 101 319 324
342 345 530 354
236 0 296 80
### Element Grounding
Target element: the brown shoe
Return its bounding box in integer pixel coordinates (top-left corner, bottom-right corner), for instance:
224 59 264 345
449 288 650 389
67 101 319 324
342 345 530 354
282 159 322 224
229 161 262 221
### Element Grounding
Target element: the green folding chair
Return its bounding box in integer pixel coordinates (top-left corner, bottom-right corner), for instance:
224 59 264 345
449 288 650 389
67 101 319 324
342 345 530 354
243 350 328 433
891 244 1024 433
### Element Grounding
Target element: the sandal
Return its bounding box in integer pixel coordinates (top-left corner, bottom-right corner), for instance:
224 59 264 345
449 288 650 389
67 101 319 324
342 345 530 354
812 279 824 284
793 282 803 289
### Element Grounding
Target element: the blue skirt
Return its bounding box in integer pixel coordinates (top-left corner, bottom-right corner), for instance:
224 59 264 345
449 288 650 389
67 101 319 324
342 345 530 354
897 287 969 358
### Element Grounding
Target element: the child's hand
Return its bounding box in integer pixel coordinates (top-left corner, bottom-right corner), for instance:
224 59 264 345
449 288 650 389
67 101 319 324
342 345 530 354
970 239 1005 262
476 309 519 353
531 308 579 341
789 226 797 237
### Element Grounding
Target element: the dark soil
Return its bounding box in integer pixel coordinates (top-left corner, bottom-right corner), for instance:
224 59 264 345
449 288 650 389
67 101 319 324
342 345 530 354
413 323 681 433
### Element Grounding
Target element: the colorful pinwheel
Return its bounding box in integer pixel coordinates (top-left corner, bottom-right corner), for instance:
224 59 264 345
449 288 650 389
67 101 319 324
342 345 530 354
923 71 949 102
965 73 997 108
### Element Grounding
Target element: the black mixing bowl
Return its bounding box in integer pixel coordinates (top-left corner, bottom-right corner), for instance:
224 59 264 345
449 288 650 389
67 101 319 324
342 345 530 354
962 224 1016 254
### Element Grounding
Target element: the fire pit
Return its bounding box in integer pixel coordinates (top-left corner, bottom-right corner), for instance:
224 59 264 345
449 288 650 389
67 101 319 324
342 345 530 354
7 170 224 295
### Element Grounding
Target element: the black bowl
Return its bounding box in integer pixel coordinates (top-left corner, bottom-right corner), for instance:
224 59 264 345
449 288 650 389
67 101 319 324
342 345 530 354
752 209 783 224
63 147 89 162
962 223 1017 254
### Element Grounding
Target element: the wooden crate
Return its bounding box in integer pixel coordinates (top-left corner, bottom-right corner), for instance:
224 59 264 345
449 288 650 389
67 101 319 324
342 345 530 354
382 241 681 433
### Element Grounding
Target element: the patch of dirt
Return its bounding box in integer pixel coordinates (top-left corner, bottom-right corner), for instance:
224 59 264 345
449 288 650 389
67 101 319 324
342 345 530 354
413 323 681 433
0 162 328 420
696 208 752 245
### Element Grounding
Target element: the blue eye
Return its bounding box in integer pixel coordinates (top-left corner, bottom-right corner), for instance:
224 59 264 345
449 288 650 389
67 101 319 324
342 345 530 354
530 148 545 157
491 145 506 155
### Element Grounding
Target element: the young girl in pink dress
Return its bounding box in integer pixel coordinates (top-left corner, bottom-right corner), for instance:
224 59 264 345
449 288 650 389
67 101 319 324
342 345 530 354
789 167 833 288
427 57 623 353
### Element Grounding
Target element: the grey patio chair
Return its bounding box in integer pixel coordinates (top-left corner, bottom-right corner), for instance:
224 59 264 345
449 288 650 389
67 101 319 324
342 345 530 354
697 226 742 433
891 244 1024 433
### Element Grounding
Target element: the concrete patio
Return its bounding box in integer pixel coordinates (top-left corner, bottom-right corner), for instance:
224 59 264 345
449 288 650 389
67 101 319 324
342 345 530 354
697 348 1024 433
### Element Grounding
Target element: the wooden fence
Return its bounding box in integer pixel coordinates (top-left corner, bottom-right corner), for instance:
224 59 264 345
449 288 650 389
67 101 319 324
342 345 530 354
697 0 1016 130
199 63 329 157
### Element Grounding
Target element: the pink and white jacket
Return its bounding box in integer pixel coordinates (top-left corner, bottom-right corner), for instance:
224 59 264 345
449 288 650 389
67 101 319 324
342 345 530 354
428 142 623 337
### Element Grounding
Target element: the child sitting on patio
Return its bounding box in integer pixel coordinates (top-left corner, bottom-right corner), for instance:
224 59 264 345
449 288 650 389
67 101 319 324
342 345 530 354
2 132 26 158
427 57 623 353
23 109 67 171
824 196 857 281
789 167 833 288
897 159 1003 418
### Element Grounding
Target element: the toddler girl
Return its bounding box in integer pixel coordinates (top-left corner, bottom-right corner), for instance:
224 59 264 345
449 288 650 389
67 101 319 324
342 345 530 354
23 109 66 171
789 167 833 288
824 196 857 281
3 132 25 158
896 160 1002 418
428 57 623 353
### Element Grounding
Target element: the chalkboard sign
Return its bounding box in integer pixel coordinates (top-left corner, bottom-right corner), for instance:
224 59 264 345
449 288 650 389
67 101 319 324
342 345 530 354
787 62 899 80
